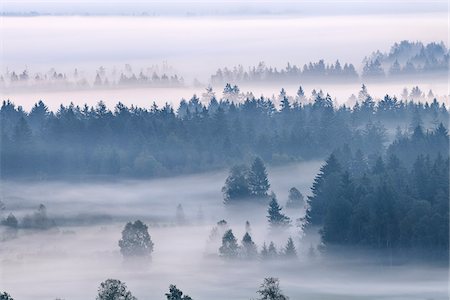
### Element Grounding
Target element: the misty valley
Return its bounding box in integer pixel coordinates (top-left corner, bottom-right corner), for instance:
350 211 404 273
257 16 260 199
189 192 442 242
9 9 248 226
0 4 449 300
0 82 449 299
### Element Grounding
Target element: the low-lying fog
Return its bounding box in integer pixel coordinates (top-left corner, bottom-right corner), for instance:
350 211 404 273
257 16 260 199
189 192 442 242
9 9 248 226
4 81 450 112
0 161 447 299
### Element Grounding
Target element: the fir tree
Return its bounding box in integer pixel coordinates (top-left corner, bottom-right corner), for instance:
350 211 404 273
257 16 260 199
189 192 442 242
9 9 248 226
241 232 258 259
267 195 291 228
219 229 239 258
248 157 270 199
268 242 278 259
222 165 251 204
283 237 297 258
256 278 289 300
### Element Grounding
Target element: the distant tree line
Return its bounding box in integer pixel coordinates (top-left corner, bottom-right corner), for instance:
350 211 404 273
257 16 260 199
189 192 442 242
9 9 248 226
211 41 449 84
363 41 449 79
1 63 184 92
1 85 447 179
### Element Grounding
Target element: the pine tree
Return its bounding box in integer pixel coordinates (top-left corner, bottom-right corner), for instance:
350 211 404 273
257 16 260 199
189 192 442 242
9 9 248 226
267 195 291 228
305 154 341 226
248 157 270 199
268 241 278 259
241 232 258 259
176 204 186 225
222 165 251 204
260 242 269 260
256 278 288 300
283 237 297 258
219 229 239 258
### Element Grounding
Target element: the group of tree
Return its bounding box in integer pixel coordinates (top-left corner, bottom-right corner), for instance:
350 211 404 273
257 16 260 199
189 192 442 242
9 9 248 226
1 84 448 178
363 41 449 79
219 227 297 260
0 204 56 231
211 59 358 84
211 41 449 84
222 157 270 205
0 64 184 92
304 123 449 258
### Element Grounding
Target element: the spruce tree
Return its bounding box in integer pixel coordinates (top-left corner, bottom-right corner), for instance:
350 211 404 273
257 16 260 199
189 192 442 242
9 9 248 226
248 157 270 199
256 278 288 300
267 195 291 228
222 165 251 204
241 232 258 259
305 154 341 226
268 242 278 259
283 237 297 258
219 229 239 258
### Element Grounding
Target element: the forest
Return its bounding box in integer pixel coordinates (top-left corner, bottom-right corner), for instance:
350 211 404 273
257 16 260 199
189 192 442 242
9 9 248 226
1 84 448 179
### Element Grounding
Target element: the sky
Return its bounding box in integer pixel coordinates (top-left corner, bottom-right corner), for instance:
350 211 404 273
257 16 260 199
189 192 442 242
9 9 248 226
1 0 448 16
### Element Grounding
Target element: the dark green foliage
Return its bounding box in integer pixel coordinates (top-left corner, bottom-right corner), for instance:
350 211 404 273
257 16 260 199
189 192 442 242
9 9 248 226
2 90 443 179
222 158 271 205
248 157 270 197
222 165 251 204
96 279 136 300
256 277 289 300
118 220 154 257
305 154 341 226
0 292 14 300
267 195 291 228
219 229 239 258
165 285 193 300
307 135 449 255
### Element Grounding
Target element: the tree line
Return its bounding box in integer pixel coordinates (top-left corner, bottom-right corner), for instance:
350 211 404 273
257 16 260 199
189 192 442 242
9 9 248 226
1 85 447 178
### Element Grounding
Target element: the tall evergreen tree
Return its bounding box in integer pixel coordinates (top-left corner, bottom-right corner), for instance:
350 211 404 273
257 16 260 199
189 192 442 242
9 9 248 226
219 229 239 258
267 195 291 229
222 165 251 204
256 278 289 300
305 154 341 226
248 157 270 199
283 237 297 258
241 232 258 259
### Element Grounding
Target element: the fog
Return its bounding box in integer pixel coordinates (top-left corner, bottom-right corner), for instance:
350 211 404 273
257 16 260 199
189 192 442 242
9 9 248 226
0 161 448 299
2 14 447 79
3 81 450 112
